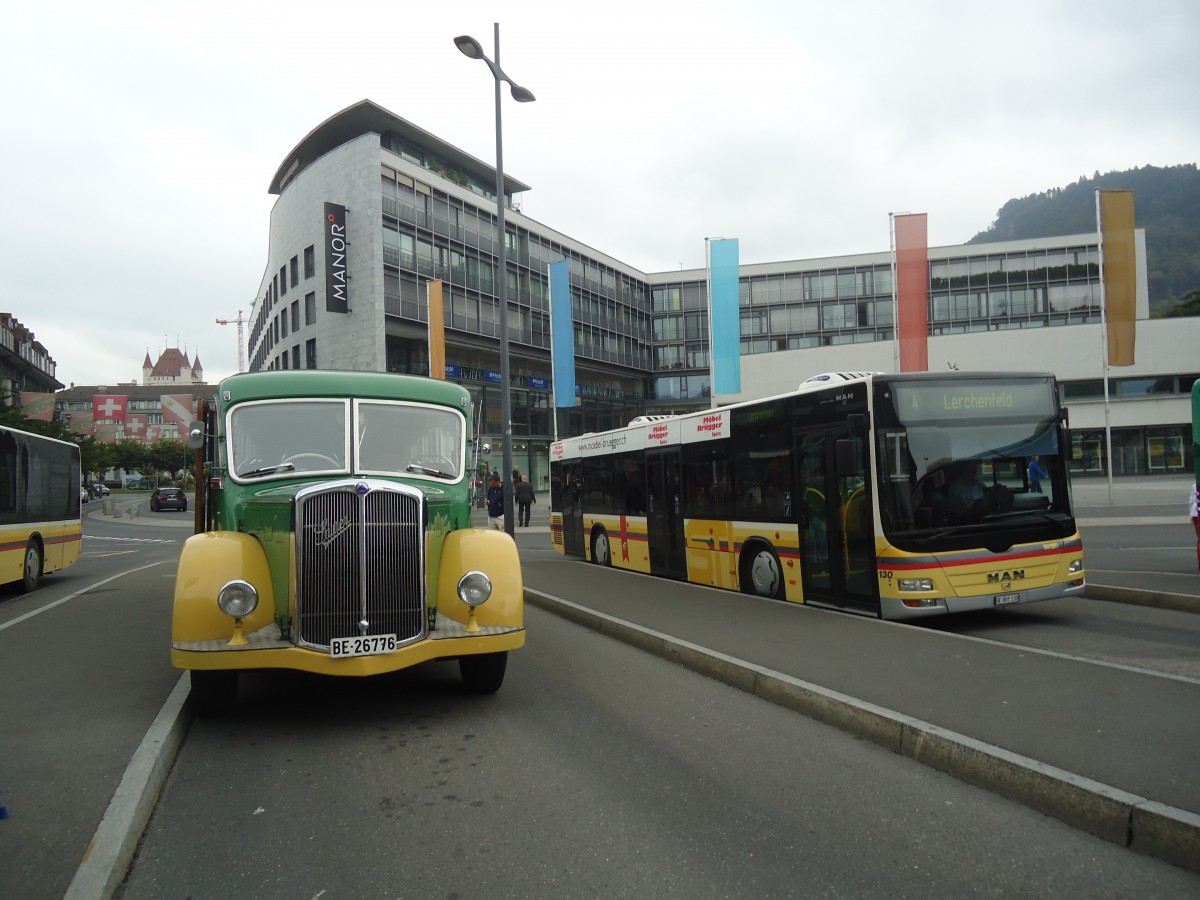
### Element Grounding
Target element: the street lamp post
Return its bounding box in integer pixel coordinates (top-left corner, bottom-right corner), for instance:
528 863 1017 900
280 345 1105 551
455 24 535 538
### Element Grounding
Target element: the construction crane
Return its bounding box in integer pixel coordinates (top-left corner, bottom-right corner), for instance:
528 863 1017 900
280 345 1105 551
216 310 247 373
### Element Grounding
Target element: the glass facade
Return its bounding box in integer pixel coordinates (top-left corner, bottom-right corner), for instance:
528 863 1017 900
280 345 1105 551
249 104 1193 478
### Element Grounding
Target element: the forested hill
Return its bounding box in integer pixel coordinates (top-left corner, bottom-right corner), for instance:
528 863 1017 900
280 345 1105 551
967 164 1200 314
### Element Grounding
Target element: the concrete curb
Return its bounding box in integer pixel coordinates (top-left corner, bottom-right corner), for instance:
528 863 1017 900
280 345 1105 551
525 587 1200 874
1085 584 1200 615
64 675 193 900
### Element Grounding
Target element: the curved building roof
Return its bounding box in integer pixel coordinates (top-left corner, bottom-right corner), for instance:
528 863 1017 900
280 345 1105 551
269 98 531 197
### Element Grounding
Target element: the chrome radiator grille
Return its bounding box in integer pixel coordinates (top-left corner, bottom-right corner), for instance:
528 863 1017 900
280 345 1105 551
295 484 425 649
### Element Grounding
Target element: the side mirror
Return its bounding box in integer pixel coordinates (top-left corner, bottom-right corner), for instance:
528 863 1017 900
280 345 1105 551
185 421 206 450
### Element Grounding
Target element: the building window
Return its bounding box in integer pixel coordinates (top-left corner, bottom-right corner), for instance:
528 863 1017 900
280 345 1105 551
293 344 301 369
306 338 317 369
291 300 300 332
290 256 299 288
280 265 288 296
304 245 315 279
305 292 316 325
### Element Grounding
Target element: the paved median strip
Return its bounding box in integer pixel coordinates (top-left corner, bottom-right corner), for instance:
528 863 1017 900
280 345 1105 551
525 587 1200 874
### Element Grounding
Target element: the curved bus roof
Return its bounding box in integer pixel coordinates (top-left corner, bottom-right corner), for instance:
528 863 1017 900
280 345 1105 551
214 370 472 411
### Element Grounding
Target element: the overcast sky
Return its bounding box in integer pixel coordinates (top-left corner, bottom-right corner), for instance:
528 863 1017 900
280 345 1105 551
3 0 1197 390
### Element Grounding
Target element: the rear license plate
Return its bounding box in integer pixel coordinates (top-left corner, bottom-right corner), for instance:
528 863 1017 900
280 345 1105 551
994 593 1021 606
330 634 398 658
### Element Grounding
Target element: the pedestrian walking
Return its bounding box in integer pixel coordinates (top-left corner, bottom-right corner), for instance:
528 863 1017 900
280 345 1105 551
515 475 535 527
486 473 505 530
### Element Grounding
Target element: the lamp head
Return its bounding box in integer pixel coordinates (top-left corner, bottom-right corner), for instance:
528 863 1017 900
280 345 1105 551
454 35 485 60
510 84 536 103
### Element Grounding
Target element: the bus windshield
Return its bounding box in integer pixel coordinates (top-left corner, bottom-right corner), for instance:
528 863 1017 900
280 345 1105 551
874 377 1074 549
228 398 464 482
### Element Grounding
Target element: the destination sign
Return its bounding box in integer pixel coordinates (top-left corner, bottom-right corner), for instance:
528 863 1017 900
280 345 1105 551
893 379 1054 423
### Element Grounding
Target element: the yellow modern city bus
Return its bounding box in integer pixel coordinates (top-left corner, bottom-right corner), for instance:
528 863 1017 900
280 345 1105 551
0 425 83 592
549 372 1085 619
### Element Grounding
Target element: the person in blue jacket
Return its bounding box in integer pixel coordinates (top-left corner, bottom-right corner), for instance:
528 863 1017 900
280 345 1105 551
486 472 505 530
1027 455 1048 492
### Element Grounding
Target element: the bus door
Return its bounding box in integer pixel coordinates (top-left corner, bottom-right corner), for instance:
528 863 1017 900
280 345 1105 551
561 460 585 558
646 448 686 579
794 426 879 614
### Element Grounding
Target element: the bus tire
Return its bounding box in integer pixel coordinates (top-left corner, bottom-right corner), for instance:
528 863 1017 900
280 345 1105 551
189 670 238 716
591 528 612 567
460 651 507 694
21 539 42 593
742 543 783 600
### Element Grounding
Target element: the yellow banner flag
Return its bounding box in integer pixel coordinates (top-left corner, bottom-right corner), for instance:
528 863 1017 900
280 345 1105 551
427 279 446 380
1099 190 1136 366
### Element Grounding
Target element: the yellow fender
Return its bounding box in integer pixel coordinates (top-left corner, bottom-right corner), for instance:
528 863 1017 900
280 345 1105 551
435 528 524 630
172 532 277 644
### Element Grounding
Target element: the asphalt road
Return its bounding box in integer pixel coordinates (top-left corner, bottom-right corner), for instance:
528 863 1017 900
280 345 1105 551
3 477 1197 899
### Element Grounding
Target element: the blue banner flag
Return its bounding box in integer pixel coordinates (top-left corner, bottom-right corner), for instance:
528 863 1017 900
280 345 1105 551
549 259 576 408
708 238 741 395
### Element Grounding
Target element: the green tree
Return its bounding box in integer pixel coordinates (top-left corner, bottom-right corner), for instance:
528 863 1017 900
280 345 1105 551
113 438 147 478
146 438 189 481
1162 289 1200 318
968 164 1200 313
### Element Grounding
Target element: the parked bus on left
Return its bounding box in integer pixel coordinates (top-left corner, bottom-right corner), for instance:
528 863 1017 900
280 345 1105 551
0 425 83 592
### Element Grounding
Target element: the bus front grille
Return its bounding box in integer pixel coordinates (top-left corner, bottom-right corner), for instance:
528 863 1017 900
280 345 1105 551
295 483 425 649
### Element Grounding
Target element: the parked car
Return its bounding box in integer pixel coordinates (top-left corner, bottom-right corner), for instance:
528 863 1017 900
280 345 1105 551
81 486 89 504
150 487 188 512
91 483 111 497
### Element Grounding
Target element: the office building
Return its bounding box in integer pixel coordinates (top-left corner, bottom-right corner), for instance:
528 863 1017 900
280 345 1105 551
250 100 1198 483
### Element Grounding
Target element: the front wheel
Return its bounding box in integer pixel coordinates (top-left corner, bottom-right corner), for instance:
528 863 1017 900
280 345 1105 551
459 652 507 694
21 540 42 592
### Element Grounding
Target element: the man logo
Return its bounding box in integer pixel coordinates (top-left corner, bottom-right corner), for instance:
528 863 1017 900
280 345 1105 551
987 570 1025 583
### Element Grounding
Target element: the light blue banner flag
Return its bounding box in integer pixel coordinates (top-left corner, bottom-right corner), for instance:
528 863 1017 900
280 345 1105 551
549 259 576 408
709 238 741 395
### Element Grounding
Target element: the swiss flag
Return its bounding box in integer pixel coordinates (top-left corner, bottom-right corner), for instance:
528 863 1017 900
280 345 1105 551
94 394 128 423
126 415 147 440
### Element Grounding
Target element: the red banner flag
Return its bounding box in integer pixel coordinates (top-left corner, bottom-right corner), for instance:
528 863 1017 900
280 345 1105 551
895 213 929 372
126 415 148 441
160 394 193 428
94 423 119 444
70 411 94 435
93 394 128 423
20 392 55 422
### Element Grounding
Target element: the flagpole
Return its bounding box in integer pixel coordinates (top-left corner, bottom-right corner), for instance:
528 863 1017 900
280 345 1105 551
1095 190 1115 505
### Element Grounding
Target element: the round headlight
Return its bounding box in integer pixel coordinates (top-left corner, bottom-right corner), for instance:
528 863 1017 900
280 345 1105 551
457 571 492 607
217 579 259 618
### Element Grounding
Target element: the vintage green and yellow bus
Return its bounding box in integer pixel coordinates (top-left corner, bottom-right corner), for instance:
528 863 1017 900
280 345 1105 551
173 370 524 711
549 371 1085 619
0 425 82 592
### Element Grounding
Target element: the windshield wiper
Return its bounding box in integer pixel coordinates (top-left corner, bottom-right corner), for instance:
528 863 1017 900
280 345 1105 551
406 463 452 478
239 462 296 478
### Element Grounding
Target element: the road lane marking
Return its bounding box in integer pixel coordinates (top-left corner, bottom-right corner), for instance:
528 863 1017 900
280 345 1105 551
0 561 169 634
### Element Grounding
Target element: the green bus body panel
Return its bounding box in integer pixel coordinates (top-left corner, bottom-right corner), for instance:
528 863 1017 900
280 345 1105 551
203 370 477 624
